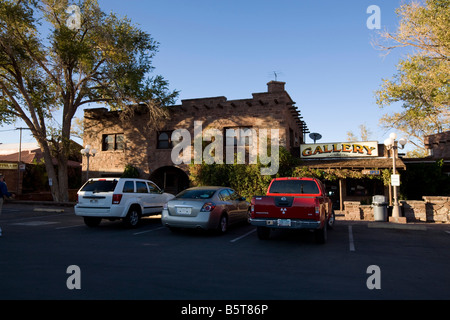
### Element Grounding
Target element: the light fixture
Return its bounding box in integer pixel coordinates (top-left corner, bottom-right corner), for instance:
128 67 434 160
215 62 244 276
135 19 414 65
383 133 407 221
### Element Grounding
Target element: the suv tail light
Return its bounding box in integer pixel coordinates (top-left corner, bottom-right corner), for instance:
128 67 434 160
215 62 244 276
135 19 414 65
112 194 123 204
200 202 216 212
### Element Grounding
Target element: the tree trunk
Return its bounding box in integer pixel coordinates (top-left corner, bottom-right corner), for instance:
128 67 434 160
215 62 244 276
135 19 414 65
37 138 62 202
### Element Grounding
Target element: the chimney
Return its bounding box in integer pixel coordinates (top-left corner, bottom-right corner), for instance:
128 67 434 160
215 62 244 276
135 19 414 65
267 81 285 93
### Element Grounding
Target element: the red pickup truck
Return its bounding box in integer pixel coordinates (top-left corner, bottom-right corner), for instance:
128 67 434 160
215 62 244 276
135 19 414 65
250 177 335 243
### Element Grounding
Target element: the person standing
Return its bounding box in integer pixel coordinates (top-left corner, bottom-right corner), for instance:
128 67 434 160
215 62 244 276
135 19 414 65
0 174 14 237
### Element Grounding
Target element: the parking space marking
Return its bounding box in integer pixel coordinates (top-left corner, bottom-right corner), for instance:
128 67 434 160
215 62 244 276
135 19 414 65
55 224 85 230
230 228 256 243
133 226 166 235
348 225 355 251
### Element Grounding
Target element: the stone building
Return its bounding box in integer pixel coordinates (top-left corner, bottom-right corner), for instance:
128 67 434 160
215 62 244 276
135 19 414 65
424 130 450 159
82 81 308 194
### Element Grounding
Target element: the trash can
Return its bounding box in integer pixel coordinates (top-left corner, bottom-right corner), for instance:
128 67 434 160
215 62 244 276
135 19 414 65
372 195 388 222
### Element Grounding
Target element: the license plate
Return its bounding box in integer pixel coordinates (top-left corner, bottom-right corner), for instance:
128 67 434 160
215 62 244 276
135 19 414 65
277 219 291 227
90 199 98 204
176 207 191 215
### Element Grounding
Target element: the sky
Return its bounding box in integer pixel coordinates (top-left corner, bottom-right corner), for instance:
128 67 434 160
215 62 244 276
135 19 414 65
0 0 414 151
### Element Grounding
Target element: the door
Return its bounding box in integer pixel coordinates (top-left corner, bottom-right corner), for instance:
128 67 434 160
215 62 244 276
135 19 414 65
227 188 248 223
147 181 165 213
136 181 156 215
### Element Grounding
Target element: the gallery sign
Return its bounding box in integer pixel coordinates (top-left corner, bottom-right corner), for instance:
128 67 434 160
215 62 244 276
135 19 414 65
300 141 379 158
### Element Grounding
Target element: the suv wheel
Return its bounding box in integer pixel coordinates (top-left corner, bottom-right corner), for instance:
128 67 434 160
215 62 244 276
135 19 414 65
124 207 141 228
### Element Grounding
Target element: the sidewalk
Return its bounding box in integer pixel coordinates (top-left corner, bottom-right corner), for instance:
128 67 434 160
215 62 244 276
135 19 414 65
0 200 75 220
6 199 76 207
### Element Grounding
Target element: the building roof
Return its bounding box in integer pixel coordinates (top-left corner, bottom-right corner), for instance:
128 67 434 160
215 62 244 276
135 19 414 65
300 157 406 170
0 143 80 167
0 142 40 155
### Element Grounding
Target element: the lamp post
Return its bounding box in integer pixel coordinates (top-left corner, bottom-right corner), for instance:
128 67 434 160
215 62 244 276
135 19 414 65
80 145 97 181
383 133 407 220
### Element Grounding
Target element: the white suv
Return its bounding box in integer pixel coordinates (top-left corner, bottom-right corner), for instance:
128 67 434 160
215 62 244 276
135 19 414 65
75 178 175 228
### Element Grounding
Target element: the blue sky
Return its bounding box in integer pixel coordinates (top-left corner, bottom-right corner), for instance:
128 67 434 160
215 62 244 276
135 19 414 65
1 0 412 150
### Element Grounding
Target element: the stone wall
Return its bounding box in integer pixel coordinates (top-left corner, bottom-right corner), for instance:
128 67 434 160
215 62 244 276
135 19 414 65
343 196 450 223
423 196 450 223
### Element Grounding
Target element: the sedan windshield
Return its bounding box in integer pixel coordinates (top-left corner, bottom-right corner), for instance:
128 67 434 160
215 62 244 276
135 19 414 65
176 189 216 199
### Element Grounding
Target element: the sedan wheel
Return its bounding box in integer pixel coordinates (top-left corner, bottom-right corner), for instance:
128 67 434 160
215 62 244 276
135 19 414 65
217 214 228 234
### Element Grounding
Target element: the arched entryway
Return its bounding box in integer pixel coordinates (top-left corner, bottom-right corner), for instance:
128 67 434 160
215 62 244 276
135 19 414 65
149 166 190 195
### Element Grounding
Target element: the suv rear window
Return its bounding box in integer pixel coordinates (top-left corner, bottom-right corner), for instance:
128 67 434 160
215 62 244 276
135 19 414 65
81 180 118 192
269 180 319 194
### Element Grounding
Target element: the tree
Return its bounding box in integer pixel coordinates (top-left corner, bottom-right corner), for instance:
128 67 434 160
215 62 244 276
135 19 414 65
346 124 372 141
374 0 450 154
0 0 178 201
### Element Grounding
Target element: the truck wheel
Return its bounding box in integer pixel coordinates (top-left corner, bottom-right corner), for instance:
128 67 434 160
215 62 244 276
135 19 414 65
315 222 327 244
83 217 101 227
327 210 336 229
257 226 270 240
123 206 141 228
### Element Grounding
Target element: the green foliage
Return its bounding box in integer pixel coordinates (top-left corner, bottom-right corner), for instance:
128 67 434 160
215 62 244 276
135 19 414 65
121 164 140 178
400 159 450 199
189 147 298 200
0 0 178 201
375 0 450 152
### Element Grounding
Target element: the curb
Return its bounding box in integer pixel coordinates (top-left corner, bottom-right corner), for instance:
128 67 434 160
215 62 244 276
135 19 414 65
33 208 66 213
367 222 427 231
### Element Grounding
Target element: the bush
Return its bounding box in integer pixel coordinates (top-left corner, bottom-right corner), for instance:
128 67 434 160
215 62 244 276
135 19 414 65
121 164 140 178
188 147 298 200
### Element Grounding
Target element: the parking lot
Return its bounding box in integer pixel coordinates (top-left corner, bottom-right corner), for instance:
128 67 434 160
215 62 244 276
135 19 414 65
1 202 449 303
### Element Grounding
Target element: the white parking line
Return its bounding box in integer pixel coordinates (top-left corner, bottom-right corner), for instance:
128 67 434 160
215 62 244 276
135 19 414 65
230 229 256 243
348 225 355 252
133 226 166 235
55 224 85 230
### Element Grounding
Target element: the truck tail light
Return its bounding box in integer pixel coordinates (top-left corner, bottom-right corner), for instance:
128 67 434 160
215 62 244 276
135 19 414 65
112 194 122 204
200 202 216 212
315 198 320 216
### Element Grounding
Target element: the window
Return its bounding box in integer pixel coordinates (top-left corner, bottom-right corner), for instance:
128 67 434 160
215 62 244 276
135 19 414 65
157 131 174 149
80 180 118 192
147 182 161 194
268 180 320 195
175 189 216 199
102 134 125 151
136 181 148 193
218 189 231 201
225 127 253 146
227 189 240 200
122 181 134 193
